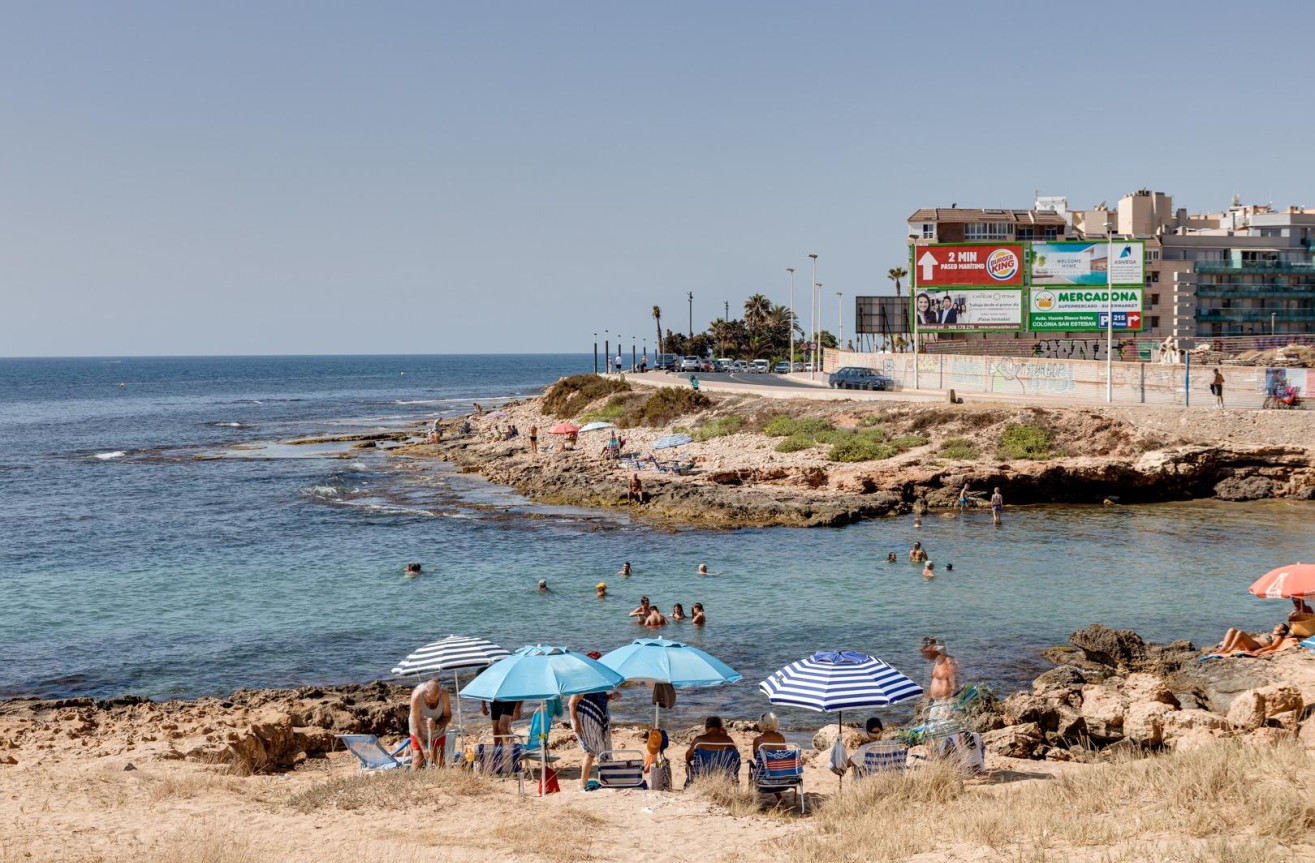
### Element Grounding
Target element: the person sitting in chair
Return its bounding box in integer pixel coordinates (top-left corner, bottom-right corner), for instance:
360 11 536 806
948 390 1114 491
685 715 735 765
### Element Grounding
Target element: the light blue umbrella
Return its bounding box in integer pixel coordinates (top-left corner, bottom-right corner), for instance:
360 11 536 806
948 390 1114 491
460 645 624 791
653 433 693 450
599 637 742 726
577 421 615 433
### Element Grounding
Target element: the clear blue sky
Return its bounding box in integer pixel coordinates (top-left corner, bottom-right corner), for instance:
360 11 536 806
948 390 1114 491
3 1 1312 356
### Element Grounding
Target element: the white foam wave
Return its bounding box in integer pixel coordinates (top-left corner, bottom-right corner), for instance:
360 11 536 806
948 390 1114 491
94 451 127 460
213 422 244 427
307 485 340 497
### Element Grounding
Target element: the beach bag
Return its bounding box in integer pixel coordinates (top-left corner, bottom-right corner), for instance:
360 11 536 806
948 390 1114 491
650 757 672 791
828 736 849 777
538 765 561 795
652 683 677 710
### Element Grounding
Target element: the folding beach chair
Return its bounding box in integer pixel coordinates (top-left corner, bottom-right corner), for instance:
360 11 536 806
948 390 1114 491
752 746 805 812
473 736 526 796
520 711 561 768
595 749 646 789
851 741 909 778
336 734 411 773
685 743 741 787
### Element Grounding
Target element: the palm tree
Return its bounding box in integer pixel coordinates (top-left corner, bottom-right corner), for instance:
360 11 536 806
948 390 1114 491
743 294 771 329
652 305 663 357
887 267 908 298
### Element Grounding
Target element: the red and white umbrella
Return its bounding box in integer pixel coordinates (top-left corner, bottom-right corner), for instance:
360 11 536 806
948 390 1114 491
1249 563 1315 599
548 423 579 435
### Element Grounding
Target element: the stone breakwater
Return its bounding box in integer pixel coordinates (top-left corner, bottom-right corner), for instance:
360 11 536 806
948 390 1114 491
387 391 1315 529
2 626 1311 776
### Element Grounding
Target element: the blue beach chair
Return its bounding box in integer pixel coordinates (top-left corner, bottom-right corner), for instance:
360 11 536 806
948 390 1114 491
685 743 740 787
337 734 411 773
752 746 805 812
596 749 646 789
852 741 908 778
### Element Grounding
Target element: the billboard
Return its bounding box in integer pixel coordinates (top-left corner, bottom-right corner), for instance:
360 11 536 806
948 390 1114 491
855 296 911 335
913 243 1025 287
1030 240 1145 287
1028 287 1144 331
914 287 1023 332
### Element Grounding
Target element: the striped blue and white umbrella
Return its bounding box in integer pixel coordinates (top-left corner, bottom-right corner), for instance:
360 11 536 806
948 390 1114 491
391 635 511 755
653 433 693 450
760 650 922 788
758 650 922 712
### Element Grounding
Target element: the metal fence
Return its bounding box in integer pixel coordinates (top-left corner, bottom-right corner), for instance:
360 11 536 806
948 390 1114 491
825 348 1309 410
904 332 1315 363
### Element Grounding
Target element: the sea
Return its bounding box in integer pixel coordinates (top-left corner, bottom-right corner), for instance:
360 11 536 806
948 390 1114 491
3 354 1313 727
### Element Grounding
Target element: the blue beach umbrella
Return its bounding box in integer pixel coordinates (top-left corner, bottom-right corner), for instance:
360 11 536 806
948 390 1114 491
759 650 922 787
599 637 742 726
461 645 624 792
653 433 693 450
577 421 615 433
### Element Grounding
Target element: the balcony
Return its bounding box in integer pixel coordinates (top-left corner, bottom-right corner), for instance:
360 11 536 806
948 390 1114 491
1195 309 1315 323
1194 261 1315 274
1193 285 1315 298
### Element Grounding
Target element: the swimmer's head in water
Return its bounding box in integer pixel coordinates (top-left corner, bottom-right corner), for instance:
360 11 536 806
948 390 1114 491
945 563 953 571
698 564 708 573
538 580 547 590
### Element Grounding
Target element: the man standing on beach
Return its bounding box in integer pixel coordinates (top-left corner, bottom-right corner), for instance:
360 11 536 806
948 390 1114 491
409 680 451 770
920 637 959 720
990 487 1003 525
528 425 538 454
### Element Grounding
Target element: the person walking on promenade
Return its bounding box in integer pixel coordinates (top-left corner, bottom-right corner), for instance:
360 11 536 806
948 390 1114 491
1210 368 1226 409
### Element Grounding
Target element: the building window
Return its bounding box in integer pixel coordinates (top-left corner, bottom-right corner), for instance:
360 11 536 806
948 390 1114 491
1043 227 1060 240
1147 249 1161 262
1016 227 1035 240
1151 271 1160 283
964 222 1011 241
1150 293 1159 306
1150 316 1160 329
921 223 934 239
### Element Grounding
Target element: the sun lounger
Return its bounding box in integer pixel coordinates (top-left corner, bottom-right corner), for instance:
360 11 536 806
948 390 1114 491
752 746 805 812
596 749 646 789
851 741 908 778
685 743 741 787
337 734 411 772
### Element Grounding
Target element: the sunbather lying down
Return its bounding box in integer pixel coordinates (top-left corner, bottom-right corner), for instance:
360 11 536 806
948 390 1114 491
1203 623 1299 659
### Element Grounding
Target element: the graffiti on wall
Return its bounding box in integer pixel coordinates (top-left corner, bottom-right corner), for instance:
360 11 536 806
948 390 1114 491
1030 338 1130 361
988 357 1076 395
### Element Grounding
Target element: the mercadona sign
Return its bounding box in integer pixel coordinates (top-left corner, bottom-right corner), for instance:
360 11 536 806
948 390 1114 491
1028 287 1144 332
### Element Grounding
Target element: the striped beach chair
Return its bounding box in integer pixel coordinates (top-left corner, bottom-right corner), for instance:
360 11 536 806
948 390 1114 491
596 750 646 789
852 741 909 778
753 746 805 812
685 744 741 787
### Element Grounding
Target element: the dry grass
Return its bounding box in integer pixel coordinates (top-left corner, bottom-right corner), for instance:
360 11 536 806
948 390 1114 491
488 806 608 862
784 742 1315 863
147 770 244 803
285 766 493 813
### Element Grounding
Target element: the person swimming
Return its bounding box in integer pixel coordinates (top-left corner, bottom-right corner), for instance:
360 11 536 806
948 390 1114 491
596 582 607 598
628 596 652 620
404 562 422 577
922 562 935 579
691 603 706 626
697 564 724 576
909 542 928 562
537 579 550 592
644 607 669 628
671 603 686 621
886 552 897 563
617 562 632 577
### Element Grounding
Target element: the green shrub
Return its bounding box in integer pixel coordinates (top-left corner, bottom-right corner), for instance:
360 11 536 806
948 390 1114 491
764 415 833 437
763 415 798 437
626 388 711 427
999 424 1052 460
814 428 855 445
857 414 887 427
543 374 631 418
775 433 817 453
828 436 896 462
695 416 742 441
793 417 834 436
889 434 929 451
580 395 630 423
939 437 977 460
857 426 888 442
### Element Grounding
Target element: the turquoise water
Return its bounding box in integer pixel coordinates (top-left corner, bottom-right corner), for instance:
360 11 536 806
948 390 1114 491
3 355 1312 726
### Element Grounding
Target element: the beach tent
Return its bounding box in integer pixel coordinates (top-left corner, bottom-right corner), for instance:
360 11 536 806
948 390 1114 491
460 645 624 795
391 635 511 755
599 637 741 727
759 650 922 787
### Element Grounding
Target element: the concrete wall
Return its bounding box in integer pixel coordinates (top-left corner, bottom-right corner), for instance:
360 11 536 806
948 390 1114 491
826 348 1299 410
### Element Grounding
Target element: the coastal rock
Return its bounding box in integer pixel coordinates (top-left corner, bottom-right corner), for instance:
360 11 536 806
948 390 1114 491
1032 666 1086 697
1226 684 1303 732
1213 475 1275 502
1246 726 1295 746
1000 693 1057 728
1052 705 1087 740
1069 625 1147 671
1161 709 1231 745
1039 645 1108 675
811 724 867 752
1124 702 1175 745
1122 673 1180 708
1169 727 1227 751
1079 684 1127 740
981 722 1043 759
1299 718 1315 750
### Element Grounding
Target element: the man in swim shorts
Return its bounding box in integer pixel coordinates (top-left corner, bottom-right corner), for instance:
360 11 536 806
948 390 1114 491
482 699 522 738
920 637 959 720
990 487 1003 524
409 680 452 770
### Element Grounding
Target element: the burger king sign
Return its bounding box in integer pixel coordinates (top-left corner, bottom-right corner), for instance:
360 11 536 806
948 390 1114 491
913 243 1025 287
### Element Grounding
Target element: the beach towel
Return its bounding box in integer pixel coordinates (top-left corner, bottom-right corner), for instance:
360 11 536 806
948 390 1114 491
576 692 612 756
652 683 677 709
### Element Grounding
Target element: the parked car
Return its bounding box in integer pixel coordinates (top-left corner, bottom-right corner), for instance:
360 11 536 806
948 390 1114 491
655 353 679 371
828 366 894 391
729 360 747 373
773 361 791 374
802 362 815 372
679 356 702 372
751 359 771 374
792 361 804 372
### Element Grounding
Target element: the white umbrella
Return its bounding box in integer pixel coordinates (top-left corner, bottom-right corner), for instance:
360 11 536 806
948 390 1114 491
392 635 510 756
578 421 615 433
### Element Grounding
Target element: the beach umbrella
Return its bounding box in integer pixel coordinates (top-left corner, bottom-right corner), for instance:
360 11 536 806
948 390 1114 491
759 650 922 788
653 433 693 450
1248 563 1315 599
599 637 742 726
391 635 510 754
548 423 579 435
577 421 615 433
460 645 624 794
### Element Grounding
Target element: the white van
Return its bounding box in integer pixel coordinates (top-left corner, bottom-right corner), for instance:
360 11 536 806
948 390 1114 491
751 359 771 374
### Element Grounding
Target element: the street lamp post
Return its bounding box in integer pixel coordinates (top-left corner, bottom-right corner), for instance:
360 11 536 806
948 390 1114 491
604 330 610 376
786 266 796 373
1105 223 1113 403
632 335 636 371
808 254 818 379
1271 312 1277 335
593 332 598 374
815 282 823 374
687 292 694 339
836 291 843 349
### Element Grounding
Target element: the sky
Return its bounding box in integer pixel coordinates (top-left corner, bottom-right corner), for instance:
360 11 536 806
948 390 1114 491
3 1 1314 357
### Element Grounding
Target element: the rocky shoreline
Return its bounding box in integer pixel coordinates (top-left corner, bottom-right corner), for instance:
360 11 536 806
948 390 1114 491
385 383 1315 529
2 625 1311 776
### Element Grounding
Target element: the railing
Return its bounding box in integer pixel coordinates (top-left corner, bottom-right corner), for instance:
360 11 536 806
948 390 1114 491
1196 310 1315 323
1194 285 1315 297
1194 261 1315 273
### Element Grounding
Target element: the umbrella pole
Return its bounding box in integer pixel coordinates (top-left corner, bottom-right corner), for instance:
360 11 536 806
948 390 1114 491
540 700 548 797
837 710 843 791
453 670 463 766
